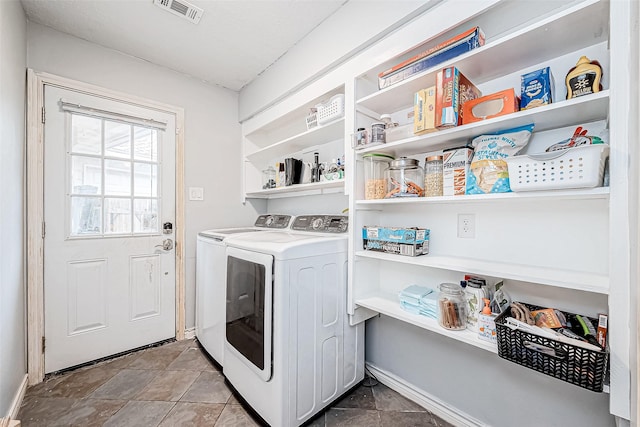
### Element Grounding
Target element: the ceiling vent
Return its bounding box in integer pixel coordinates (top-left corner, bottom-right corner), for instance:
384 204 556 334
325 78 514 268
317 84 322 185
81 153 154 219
153 0 203 24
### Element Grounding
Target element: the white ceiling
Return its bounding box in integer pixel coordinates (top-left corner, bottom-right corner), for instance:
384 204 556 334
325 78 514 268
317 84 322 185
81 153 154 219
20 0 347 91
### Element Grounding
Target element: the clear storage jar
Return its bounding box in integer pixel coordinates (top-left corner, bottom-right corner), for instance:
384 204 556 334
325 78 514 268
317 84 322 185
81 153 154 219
384 157 424 198
438 283 467 330
363 153 394 200
262 166 276 189
424 155 444 197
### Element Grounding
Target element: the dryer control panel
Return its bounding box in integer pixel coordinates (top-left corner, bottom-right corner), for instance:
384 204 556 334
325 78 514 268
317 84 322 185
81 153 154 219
291 215 348 233
254 214 292 229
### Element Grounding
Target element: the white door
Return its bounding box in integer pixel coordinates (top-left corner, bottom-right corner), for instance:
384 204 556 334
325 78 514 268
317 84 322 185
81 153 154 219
43 85 177 373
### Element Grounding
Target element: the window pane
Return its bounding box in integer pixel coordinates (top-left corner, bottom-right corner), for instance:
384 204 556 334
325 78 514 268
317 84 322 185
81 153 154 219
133 199 158 233
133 127 158 161
134 163 157 197
71 155 102 195
104 159 131 196
104 198 131 234
105 121 131 159
71 115 102 155
70 196 102 235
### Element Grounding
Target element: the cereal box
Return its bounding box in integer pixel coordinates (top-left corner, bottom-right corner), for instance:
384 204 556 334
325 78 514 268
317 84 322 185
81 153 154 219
520 67 554 110
413 86 436 135
436 67 481 128
443 146 473 196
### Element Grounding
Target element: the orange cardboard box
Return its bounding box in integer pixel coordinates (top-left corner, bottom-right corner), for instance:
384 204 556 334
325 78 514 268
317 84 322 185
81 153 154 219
435 67 481 129
461 88 520 125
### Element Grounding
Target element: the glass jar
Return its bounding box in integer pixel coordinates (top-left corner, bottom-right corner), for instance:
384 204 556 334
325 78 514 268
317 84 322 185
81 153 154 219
438 283 467 331
370 122 386 145
262 166 276 189
384 157 424 198
424 155 444 197
363 153 394 200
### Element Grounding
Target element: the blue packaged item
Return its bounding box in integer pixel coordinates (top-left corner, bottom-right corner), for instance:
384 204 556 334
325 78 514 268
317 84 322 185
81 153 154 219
520 67 554 110
466 124 534 194
362 226 430 256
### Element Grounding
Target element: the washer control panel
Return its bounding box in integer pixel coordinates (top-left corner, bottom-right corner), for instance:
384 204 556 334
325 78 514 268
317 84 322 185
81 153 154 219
254 214 292 229
291 215 348 233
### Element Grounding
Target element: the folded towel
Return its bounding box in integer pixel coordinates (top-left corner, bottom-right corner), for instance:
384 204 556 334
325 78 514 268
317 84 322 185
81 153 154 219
399 285 433 306
400 301 437 319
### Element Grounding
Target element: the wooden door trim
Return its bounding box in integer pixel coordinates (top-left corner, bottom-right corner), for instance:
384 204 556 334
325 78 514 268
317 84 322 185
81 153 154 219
26 70 186 385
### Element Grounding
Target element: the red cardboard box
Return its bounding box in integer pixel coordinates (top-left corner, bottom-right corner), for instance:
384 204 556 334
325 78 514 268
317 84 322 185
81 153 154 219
435 67 481 128
461 88 520 125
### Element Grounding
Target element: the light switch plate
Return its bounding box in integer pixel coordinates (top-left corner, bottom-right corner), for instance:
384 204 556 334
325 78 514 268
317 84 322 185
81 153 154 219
189 187 204 201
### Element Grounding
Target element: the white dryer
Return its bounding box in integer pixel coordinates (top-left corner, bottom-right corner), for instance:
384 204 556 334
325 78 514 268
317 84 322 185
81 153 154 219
195 214 293 365
223 215 364 427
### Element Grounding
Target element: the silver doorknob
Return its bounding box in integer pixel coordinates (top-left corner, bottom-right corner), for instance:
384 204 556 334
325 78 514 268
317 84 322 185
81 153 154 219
155 239 174 251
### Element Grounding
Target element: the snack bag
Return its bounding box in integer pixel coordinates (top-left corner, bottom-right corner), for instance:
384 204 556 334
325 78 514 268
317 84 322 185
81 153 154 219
466 124 534 194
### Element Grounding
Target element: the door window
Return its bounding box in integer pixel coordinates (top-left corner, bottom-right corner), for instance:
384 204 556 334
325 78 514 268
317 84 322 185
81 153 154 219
68 114 161 237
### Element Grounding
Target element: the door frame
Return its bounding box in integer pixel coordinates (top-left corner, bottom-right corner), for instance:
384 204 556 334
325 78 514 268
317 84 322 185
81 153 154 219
26 69 186 385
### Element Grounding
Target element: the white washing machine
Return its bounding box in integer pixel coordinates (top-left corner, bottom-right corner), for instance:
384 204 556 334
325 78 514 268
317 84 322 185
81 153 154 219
195 214 293 365
223 215 364 427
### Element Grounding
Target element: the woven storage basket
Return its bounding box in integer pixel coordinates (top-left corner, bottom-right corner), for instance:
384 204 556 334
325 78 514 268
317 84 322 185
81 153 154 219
495 303 608 392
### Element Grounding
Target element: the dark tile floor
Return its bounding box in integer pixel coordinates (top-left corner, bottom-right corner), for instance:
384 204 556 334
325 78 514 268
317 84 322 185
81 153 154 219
18 339 453 426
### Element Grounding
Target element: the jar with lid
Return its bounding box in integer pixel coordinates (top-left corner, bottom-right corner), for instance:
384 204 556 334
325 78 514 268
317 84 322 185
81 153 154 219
384 157 424 198
363 153 394 200
424 155 443 197
438 283 467 331
370 122 386 145
262 166 276 189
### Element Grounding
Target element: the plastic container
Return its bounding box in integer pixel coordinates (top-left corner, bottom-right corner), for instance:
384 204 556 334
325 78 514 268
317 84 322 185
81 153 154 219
506 144 609 192
370 123 386 145
424 155 444 197
385 124 413 143
438 283 467 330
363 153 394 200
316 94 345 125
384 157 424 198
262 166 276 189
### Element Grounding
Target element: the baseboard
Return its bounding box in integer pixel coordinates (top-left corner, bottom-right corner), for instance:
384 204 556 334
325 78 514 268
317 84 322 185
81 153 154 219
183 327 196 339
7 374 28 421
365 364 486 427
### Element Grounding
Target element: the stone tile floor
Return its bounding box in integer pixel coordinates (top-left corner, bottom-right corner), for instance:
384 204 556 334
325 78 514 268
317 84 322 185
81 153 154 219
18 339 453 426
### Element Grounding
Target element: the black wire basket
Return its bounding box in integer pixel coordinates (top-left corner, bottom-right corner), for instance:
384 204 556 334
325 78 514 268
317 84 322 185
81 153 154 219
494 303 608 392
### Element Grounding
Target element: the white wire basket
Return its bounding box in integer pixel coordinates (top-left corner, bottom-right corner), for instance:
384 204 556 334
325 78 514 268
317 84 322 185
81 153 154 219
316 94 345 125
506 144 609 191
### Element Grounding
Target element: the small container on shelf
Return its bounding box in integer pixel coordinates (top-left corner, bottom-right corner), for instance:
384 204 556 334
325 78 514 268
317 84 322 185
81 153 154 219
262 166 276 189
316 94 345 125
384 157 424 198
363 153 394 200
370 122 386 145
424 155 443 197
438 283 467 331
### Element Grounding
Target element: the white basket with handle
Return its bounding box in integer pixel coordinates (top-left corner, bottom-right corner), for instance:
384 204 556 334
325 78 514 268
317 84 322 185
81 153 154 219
506 144 609 191
316 94 345 125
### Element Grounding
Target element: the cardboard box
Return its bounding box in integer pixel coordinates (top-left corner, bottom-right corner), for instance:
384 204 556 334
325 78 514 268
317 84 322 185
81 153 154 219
378 27 485 89
413 86 436 135
436 67 481 129
443 146 473 196
362 226 430 257
520 67 554 110
461 89 520 125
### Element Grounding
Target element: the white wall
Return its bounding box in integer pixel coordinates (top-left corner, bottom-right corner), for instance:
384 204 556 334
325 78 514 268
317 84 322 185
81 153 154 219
0 0 27 417
238 0 436 121
27 23 264 329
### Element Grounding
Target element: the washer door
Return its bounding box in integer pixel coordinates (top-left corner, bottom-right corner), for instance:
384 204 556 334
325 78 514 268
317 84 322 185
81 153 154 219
225 246 273 381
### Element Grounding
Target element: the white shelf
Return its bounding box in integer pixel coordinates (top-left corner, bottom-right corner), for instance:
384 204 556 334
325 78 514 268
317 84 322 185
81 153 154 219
246 118 344 164
355 251 609 294
356 0 608 114
245 179 344 199
356 91 609 158
355 292 497 353
355 187 610 206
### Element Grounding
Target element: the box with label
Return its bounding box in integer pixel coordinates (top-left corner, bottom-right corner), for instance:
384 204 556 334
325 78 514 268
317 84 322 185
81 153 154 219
378 27 485 89
362 226 430 257
520 67 554 110
443 146 473 196
436 67 481 129
413 86 437 135
478 313 497 344
461 89 520 125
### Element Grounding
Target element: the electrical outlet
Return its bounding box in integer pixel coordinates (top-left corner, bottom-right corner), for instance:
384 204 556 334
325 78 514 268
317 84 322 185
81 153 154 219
457 213 475 238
